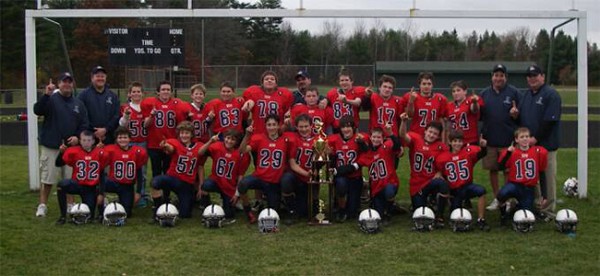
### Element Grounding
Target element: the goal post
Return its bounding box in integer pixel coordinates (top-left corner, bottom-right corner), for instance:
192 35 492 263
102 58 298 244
24 8 589 198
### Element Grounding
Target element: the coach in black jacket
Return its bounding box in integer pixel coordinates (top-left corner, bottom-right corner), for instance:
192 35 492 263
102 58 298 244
78 66 120 144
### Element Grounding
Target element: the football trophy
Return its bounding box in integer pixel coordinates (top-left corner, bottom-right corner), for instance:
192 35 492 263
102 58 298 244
308 121 334 225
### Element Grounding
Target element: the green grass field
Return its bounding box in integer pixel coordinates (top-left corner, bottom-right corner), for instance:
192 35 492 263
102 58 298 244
1 146 599 274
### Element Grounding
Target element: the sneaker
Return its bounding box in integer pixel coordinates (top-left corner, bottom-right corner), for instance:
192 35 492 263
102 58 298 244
477 218 491 232
246 211 257 224
222 218 237 226
55 216 66 225
434 217 445 229
486 198 500 211
36 204 48 217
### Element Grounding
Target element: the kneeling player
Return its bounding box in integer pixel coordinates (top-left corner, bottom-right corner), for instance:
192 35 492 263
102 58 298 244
198 128 250 221
56 130 107 224
436 130 490 231
496 127 548 224
102 127 148 217
151 121 204 219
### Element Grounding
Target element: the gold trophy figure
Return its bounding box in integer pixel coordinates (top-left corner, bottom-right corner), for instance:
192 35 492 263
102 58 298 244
308 120 334 225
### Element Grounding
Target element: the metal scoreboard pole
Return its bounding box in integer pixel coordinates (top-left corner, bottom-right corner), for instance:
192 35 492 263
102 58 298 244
25 7 589 198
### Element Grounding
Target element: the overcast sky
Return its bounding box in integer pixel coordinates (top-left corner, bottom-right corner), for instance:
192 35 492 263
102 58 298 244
255 0 599 44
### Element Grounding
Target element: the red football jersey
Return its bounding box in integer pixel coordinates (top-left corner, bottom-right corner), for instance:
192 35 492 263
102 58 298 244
243 85 293 134
326 86 366 128
206 142 250 198
165 138 204 184
406 132 448 196
289 104 334 135
356 139 400 197
287 132 319 183
445 98 484 145
104 144 148 185
403 92 447 135
120 103 147 143
206 97 248 134
435 145 481 189
368 93 405 136
499 146 548 187
141 97 189 149
248 133 290 184
327 133 369 179
62 146 107 186
186 102 211 143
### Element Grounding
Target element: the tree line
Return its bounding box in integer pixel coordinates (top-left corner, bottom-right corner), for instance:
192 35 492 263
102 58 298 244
1 0 598 88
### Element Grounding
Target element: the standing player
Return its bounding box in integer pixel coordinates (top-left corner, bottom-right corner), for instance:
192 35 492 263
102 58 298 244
242 71 293 134
198 129 250 221
186 84 211 143
404 72 447 136
205 81 248 136
151 121 204 219
102 127 148 217
142 80 188 178
436 130 490 231
119 81 148 205
479 64 520 211
399 113 449 227
327 115 368 221
78 66 120 144
363 74 404 136
238 114 290 223
326 69 366 132
55 130 107 224
289 87 334 133
496 127 548 223
445 80 483 145
335 125 402 222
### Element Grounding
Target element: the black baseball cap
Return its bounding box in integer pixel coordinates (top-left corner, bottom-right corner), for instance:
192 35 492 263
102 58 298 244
59 72 74 82
91 65 107 75
492 64 507 74
295 70 310 80
526 65 543 76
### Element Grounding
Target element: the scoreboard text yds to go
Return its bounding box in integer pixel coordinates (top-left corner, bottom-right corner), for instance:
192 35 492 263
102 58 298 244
106 28 185 66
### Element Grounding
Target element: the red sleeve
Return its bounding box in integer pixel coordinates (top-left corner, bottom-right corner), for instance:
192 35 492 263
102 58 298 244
178 101 192 121
62 147 76 166
537 147 548 171
137 147 149 166
435 152 448 172
166 138 179 153
326 88 338 107
280 87 294 112
353 86 366 98
356 152 370 167
407 131 419 148
324 107 335 127
248 134 261 151
497 148 508 164
468 145 481 163
238 153 251 177
438 94 449 118
243 85 260 101
140 97 155 117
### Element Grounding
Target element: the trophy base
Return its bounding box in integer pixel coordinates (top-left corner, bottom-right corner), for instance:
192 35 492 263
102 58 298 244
308 219 332 226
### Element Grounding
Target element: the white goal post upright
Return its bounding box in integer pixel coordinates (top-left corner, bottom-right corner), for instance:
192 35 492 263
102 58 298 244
25 8 588 197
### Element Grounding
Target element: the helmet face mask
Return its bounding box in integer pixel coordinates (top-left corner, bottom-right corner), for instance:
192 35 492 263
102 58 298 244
202 204 225 228
512 209 536 233
412 207 435 232
563 177 578 197
258 208 280 233
103 202 127 226
70 203 91 225
555 209 578 233
156 203 179 227
450 208 473 232
358 209 381 234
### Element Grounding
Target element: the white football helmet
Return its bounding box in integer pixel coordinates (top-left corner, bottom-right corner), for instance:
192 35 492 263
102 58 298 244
555 209 578 233
563 177 578 197
70 203 91 225
202 204 226 228
450 208 473 232
513 209 536 233
258 208 280 233
412 206 435 232
103 202 127 226
358 209 381 234
156 203 179 227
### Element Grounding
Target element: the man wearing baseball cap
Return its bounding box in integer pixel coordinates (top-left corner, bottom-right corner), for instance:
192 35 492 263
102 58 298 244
292 69 327 108
519 64 562 212
34 72 89 217
78 65 120 144
479 64 521 211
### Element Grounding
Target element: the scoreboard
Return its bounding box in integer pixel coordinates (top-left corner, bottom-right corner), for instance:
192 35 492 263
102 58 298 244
106 28 185 66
